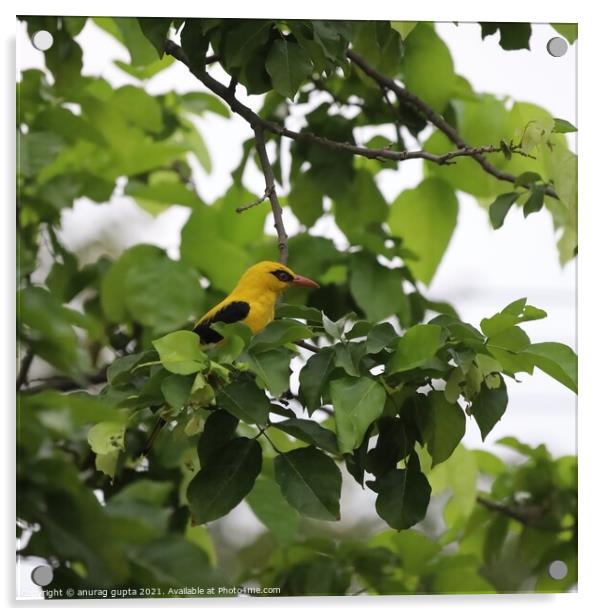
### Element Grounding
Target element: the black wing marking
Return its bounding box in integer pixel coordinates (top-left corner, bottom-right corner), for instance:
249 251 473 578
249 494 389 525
194 301 250 344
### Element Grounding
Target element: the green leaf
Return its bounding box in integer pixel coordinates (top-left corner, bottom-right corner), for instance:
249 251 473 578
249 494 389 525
18 131 64 177
487 325 530 351
424 391 466 466
137 18 172 58
366 322 398 353
334 169 388 238
389 178 458 285
197 409 239 466
100 244 164 323
266 39 313 99
152 331 208 375
470 378 508 440
187 437 262 524
180 206 250 293
112 17 161 66
552 118 577 134
215 184 269 245
368 453 431 531
216 375 271 425
388 324 443 374
246 476 300 545
551 23 578 44
480 22 532 50
330 376 386 454
114 55 174 80
391 21 417 40
179 92 230 118
402 23 456 112
522 342 577 393
298 347 336 413
87 420 126 456
274 447 342 521
288 170 324 227
160 374 194 411
223 20 273 68
272 418 339 454
276 303 323 322
18 286 90 376
349 252 405 322
489 192 520 229
124 258 204 331
245 347 292 397
523 185 545 217
112 85 163 133
249 319 313 350
125 177 204 209
130 536 223 590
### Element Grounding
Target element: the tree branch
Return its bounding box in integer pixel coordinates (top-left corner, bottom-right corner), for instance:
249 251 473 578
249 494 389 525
16 349 34 390
20 371 107 395
295 339 320 353
346 49 559 200
235 186 273 213
252 126 288 264
476 495 571 532
164 41 531 171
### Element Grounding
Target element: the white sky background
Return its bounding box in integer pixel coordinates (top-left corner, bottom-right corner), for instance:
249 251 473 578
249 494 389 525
16 20 577 595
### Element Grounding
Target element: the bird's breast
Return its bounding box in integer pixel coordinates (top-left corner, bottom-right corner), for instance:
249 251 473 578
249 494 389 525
243 297 276 334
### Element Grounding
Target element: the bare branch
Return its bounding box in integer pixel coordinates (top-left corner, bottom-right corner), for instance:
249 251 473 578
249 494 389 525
20 371 107 394
164 41 531 172
16 349 34 390
236 186 273 213
476 495 571 532
295 339 320 353
347 49 559 200
253 126 288 264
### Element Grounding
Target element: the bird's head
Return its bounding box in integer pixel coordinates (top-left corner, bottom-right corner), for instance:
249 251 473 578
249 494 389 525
239 261 320 294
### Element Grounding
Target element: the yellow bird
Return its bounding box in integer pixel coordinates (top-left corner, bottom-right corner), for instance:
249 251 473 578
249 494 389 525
193 260 319 344
142 261 319 456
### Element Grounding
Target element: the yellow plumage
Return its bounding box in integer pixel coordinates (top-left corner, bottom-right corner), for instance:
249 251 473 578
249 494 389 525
194 260 319 342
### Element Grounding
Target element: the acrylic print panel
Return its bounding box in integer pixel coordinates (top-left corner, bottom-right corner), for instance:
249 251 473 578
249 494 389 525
16 17 577 599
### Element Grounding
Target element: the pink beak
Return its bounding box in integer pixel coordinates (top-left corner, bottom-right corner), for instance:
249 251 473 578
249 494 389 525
292 274 320 289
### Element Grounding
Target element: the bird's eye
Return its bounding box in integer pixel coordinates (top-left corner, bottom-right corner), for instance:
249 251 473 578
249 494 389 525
272 269 293 282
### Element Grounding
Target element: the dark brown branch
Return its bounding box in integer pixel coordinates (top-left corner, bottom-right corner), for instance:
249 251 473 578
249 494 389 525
295 339 319 353
347 49 559 200
164 41 529 170
476 495 571 532
253 126 288 264
16 349 34 390
21 371 107 395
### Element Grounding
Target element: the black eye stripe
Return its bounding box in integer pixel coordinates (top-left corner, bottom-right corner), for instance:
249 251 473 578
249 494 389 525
271 269 294 282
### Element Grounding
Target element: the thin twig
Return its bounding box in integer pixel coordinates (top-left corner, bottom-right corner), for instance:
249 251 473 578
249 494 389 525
236 186 273 213
295 340 319 353
252 126 288 264
163 41 536 172
381 86 403 149
346 49 559 199
16 349 34 390
476 495 572 532
20 371 107 394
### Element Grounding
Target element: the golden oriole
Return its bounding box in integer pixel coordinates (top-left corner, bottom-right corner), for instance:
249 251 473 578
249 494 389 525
141 261 319 456
193 260 319 343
